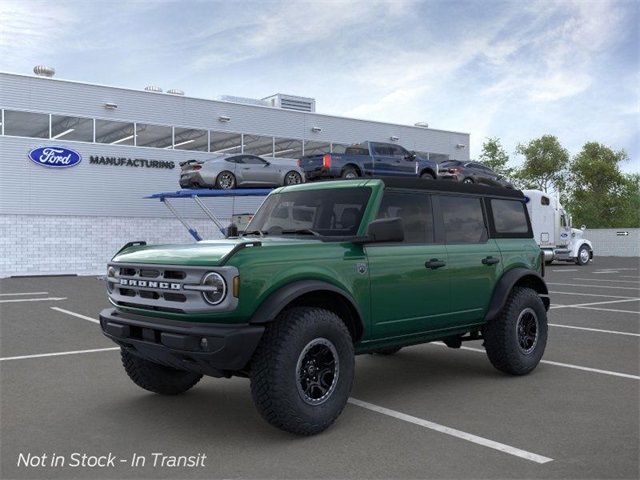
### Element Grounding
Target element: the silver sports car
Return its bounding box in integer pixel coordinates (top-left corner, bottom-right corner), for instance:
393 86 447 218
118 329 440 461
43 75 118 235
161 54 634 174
179 154 305 189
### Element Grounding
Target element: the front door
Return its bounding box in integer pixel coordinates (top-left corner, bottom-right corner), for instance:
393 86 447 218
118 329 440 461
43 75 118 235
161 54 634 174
367 190 452 340
435 194 502 324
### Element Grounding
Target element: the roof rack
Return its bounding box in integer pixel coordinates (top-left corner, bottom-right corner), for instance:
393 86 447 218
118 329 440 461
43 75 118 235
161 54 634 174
146 188 272 241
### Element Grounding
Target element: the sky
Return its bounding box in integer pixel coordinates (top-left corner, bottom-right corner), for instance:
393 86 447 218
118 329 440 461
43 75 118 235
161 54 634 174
1 0 638 172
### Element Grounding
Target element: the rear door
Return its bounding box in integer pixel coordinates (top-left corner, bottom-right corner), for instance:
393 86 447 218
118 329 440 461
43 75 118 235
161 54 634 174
435 194 502 324
366 190 451 339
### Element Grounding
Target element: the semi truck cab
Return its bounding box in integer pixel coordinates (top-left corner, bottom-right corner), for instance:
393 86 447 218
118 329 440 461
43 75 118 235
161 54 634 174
524 189 594 266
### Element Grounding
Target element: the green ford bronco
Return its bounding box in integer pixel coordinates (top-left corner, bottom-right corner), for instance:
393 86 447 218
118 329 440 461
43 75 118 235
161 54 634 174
100 178 549 435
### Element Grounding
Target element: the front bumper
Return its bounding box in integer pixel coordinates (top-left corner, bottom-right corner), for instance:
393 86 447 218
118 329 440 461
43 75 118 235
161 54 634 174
100 308 264 377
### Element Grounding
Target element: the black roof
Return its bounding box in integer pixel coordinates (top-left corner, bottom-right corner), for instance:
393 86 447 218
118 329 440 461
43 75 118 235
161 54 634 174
379 177 524 199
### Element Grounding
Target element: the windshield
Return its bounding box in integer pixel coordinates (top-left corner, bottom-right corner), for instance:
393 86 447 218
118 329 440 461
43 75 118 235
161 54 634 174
245 187 372 237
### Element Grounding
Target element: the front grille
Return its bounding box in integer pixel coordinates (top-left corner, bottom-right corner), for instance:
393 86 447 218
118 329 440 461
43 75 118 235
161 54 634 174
107 262 238 314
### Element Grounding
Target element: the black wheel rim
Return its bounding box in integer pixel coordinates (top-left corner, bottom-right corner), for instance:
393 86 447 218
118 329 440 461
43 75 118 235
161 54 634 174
218 173 234 189
285 172 301 185
516 307 539 355
295 338 339 405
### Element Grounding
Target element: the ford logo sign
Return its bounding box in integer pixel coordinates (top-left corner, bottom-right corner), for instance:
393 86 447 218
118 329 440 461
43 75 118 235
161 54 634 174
28 146 82 168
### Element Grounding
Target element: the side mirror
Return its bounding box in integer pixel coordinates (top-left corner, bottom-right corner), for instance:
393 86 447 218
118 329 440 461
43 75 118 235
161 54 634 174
355 217 404 244
404 152 416 160
581 225 586 231
264 161 271 166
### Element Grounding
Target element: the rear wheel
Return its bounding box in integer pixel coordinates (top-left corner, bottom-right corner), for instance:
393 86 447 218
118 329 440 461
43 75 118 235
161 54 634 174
463 177 474 184
216 171 236 189
482 287 547 375
284 170 303 186
575 245 591 265
120 349 202 395
250 307 354 435
341 167 359 179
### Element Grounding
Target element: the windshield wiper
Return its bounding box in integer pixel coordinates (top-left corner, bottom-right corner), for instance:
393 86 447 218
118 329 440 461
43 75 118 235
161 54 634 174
280 228 322 237
241 230 266 237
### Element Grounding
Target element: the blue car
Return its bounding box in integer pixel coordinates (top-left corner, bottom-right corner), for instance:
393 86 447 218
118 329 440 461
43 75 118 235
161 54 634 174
298 141 438 181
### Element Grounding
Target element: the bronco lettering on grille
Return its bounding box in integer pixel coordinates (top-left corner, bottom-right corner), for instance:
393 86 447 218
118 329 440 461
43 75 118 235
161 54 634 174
119 279 181 290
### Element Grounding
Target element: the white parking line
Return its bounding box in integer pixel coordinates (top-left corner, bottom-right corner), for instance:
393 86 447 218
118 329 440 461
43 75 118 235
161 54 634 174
593 270 620 274
549 291 637 299
620 275 640 279
569 306 640 315
0 297 67 304
547 283 639 290
550 298 640 310
348 398 553 464
549 324 640 337
0 292 49 296
0 347 119 362
573 278 640 284
551 269 578 272
432 344 640 380
51 307 99 324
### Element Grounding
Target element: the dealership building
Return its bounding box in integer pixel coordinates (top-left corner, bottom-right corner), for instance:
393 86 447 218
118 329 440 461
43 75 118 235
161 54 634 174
0 69 470 277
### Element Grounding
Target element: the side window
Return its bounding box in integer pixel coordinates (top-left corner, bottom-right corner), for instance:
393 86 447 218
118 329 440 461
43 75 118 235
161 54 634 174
376 191 434 243
541 196 550 206
242 155 267 165
373 144 391 156
225 156 242 164
390 145 407 158
439 196 487 244
490 199 529 235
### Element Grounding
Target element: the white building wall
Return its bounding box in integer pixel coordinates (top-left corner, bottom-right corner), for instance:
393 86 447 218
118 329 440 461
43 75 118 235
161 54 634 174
584 228 640 257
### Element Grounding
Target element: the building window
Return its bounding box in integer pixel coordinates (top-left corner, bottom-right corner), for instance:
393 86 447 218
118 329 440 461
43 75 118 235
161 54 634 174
304 141 330 156
273 137 303 158
95 119 135 145
3 110 49 138
243 134 274 156
210 131 243 154
51 115 94 142
173 127 208 151
136 123 172 148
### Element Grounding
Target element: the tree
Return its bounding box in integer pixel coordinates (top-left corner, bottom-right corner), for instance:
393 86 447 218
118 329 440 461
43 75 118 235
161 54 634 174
478 137 513 177
514 135 569 192
566 142 639 228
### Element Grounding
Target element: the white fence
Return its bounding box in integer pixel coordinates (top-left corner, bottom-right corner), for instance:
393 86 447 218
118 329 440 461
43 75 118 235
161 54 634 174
584 228 640 257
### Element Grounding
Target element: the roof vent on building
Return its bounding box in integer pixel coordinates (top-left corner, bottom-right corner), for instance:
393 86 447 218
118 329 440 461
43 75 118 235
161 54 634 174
167 89 185 96
33 65 55 77
263 93 316 112
219 95 270 107
414 122 429 128
144 85 163 93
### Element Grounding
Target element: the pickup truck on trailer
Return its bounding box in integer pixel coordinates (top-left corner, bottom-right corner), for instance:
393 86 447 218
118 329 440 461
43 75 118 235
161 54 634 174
299 141 439 181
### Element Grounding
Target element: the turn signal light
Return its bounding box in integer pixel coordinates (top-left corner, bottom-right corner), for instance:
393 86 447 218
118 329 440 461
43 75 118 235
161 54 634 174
322 154 331 168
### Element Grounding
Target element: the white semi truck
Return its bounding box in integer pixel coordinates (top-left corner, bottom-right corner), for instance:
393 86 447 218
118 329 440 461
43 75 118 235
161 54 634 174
523 190 594 266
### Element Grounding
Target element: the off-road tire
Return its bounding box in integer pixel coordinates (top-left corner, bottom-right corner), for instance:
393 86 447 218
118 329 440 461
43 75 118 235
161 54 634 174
341 167 359 179
215 171 236 189
121 349 202 395
482 287 547 376
420 171 436 180
250 307 355 435
575 245 591 266
371 346 402 355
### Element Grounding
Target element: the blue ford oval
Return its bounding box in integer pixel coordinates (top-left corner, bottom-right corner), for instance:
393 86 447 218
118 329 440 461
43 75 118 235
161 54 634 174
28 146 82 168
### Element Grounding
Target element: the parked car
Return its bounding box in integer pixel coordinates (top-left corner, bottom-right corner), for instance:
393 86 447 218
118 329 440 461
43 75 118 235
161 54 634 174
179 154 304 189
298 141 438 181
101 177 549 436
438 160 514 188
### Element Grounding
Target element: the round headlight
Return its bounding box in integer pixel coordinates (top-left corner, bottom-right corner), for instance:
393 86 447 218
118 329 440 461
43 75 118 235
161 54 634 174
107 266 116 293
201 272 226 305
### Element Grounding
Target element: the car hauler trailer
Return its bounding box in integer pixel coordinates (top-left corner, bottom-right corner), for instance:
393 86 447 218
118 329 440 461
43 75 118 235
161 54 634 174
523 189 593 265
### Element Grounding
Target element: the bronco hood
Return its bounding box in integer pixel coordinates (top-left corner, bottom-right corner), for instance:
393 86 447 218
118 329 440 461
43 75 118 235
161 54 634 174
112 237 318 266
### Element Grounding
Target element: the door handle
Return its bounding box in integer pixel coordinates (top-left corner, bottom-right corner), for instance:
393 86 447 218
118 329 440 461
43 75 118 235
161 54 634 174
425 259 446 269
482 256 500 265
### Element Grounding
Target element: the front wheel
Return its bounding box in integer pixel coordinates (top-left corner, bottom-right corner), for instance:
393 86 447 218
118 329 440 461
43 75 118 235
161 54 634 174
216 171 236 189
121 349 202 395
250 307 354 435
420 171 436 180
482 287 547 375
462 177 474 184
284 170 303 186
575 245 591 265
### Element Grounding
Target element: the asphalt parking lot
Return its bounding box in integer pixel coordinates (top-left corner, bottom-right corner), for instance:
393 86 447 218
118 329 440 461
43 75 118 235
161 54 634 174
1 256 638 479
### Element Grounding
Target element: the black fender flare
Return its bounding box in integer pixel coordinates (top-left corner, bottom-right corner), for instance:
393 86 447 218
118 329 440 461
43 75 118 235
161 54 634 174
249 280 365 340
485 268 549 322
